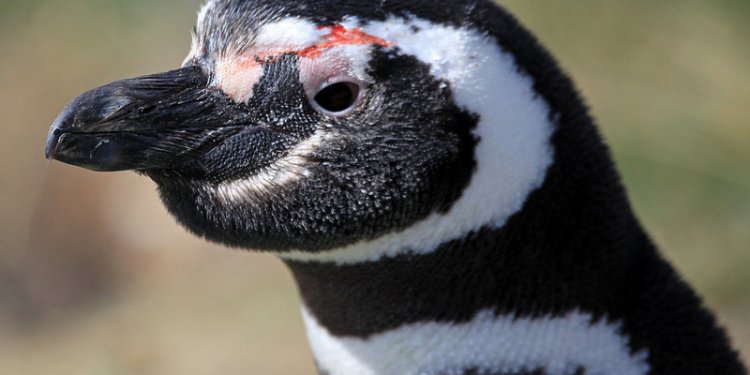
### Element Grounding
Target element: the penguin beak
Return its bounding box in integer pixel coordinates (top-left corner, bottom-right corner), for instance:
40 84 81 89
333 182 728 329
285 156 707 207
45 66 244 172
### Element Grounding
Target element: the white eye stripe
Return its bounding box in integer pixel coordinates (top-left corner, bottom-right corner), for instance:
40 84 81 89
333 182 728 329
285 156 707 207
276 16 555 265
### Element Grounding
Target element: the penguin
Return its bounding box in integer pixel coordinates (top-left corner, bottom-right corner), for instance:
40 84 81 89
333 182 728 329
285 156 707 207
45 0 747 374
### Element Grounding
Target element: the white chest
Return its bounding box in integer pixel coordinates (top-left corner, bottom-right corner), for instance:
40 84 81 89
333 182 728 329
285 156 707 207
302 308 650 375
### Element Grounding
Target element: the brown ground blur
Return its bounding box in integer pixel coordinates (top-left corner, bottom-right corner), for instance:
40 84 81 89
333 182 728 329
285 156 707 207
1 1 748 374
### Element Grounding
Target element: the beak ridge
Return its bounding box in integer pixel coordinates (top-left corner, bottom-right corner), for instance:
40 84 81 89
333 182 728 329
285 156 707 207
45 66 236 172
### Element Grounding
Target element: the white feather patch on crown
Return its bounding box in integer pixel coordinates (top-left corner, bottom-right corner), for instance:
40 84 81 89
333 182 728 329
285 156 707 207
303 307 650 375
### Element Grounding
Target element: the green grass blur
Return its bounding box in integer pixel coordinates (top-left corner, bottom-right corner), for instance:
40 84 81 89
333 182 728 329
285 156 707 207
0 1 748 373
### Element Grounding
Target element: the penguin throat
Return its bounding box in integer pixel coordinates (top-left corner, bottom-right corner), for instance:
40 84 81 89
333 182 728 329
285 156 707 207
283 223 652 375
282 218 642 338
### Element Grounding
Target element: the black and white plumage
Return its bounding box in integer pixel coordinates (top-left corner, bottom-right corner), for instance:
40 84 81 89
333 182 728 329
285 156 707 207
45 1 746 374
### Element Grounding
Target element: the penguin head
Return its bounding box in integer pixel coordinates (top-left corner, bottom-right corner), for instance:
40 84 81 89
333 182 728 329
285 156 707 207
46 0 560 257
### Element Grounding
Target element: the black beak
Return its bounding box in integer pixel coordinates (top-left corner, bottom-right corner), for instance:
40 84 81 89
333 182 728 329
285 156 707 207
45 66 246 172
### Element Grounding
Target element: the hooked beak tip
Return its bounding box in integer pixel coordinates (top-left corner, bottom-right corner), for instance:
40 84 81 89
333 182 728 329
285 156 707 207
45 127 63 160
46 103 75 160
45 140 56 160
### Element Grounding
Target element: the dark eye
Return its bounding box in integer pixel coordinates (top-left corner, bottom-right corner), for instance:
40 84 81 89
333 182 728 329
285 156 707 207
313 82 361 114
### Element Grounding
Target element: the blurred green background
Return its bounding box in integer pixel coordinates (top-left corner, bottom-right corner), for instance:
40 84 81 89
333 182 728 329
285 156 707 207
0 1 748 374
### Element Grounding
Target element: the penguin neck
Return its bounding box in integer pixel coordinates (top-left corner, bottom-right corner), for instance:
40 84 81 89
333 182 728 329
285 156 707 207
279 123 746 374
280 177 660 375
282 172 647 338
282 152 746 375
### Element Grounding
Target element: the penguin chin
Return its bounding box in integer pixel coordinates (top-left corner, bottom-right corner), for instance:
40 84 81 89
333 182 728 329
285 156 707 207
149 158 444 253
152 178 358 253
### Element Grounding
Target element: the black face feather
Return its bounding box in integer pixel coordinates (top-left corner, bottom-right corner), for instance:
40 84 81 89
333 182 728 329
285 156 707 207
156 50 477 251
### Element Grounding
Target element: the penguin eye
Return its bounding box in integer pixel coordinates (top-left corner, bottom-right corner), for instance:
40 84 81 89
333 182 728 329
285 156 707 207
312 81 362 116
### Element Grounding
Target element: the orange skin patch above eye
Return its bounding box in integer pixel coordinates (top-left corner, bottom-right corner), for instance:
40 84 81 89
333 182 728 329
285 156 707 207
298 24 392 58
236 24 392 68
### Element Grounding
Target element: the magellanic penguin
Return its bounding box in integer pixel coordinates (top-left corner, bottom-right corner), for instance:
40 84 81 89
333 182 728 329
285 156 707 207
45 0 746 374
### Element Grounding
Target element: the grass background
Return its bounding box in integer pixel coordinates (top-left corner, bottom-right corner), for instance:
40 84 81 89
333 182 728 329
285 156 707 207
0 1 748 373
